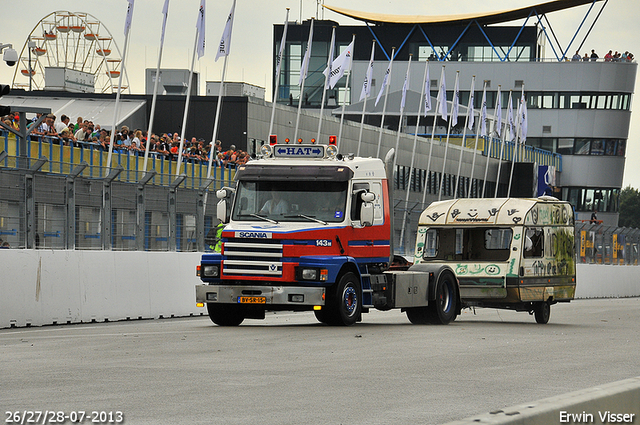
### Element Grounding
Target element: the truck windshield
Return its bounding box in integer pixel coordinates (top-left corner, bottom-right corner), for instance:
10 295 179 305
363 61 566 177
232 180 348 223
422 227 513 262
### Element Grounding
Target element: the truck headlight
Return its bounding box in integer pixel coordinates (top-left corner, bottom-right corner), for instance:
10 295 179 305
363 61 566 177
260 144 272 158
202 265 220 277
302 268 317 280
298 268 328 281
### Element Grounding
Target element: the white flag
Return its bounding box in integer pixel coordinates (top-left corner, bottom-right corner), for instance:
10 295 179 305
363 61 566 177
196 0 206 58
467 77 475 131
299 19 314 86
494 86 502 135
124 0 135 36
275 10 289 80
437 67 447 121
520 92 528 142
324 29 335 90
400 61 410 110
325 39 354 89
507 91 515 141
359 43 375 102
160 0 169 46
480 83 487 136
451 73 460 126
216 0 235 61
375 57 392 107
423 63 431 116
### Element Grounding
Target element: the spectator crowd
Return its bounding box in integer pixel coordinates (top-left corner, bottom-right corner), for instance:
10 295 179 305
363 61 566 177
571 49 634 62
0 113 250 168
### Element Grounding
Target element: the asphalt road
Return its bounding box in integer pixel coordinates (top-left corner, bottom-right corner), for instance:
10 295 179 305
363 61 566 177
2 298 639 425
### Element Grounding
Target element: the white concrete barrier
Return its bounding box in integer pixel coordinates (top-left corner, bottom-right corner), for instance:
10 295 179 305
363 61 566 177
441 376 640 425
575 264 640 298
0 250 206 328
1 252 639 328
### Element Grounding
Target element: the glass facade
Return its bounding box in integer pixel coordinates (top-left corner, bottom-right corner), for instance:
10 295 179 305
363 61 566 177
564 187 620 213
527 138 626 156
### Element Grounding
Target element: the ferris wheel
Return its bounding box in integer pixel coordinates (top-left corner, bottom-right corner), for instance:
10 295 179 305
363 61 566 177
11 11 129 94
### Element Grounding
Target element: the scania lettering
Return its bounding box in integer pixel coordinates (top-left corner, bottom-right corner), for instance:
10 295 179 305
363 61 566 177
236 232 271 238
195 137 575 326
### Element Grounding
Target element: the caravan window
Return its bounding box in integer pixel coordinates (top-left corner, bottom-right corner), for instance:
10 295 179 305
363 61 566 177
524 228 544 258
422 227 513 261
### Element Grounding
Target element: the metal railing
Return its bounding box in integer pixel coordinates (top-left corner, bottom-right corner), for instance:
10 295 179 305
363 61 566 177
1 132 235 189
0 131 235 252
575 221 640 265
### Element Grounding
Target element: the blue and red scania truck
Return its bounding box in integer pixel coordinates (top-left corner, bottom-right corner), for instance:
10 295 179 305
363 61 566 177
195 137 576 326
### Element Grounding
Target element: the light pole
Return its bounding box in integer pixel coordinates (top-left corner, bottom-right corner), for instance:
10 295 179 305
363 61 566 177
27 39 36 91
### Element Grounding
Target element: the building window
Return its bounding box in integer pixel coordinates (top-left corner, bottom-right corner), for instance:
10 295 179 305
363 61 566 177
537 137 625 156
564 187 620 213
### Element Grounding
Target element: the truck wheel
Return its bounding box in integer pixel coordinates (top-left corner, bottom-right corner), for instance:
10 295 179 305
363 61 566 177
427 272 458 325
327 272 361 326
533 302 551 324
406 307 429 324
207 303 244 326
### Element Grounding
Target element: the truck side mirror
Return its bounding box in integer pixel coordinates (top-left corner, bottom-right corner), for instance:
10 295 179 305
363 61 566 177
360 192 375 227
215 187 235 223
217 199 229 223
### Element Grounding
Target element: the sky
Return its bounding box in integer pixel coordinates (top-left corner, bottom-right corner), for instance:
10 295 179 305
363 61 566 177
1 0 639 187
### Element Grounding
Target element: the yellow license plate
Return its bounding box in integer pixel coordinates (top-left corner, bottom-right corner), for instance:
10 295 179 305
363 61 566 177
238 296 266 304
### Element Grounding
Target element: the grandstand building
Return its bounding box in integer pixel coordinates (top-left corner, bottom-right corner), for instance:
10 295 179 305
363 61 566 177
272 0 637 228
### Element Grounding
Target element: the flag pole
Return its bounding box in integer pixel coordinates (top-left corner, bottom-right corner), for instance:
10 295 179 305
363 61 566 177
375 47 395 158
482 84 501 198
316 27 335 141
106 0 135 176
268 8 290 140
454 75 475 199
392 54 411 170
207 55 229 179
208 0 235 176
494 90 513 198
143 0 169 174
421 65 446 209
176 1 205 177
336 34 356 151
470 80 487 198
507 84 525 197
356 41 375 156
294 18 314 142
399 58 428 253
438 70 459 201
176 37 198 177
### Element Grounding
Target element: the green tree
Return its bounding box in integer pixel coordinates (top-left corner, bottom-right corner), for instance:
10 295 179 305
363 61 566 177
618 186 640 228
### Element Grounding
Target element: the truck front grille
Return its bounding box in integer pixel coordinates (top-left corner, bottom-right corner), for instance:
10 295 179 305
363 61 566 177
223 240 283 277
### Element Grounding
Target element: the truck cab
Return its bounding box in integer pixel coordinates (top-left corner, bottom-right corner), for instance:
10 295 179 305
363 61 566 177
196 138 393 326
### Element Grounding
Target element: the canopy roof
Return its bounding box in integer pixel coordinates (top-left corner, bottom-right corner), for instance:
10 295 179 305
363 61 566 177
323 0 602 26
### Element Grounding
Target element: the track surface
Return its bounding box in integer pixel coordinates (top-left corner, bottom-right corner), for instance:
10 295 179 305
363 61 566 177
2 298 639 425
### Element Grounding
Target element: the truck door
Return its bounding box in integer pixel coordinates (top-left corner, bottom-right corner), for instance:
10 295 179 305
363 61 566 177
350 182 383 226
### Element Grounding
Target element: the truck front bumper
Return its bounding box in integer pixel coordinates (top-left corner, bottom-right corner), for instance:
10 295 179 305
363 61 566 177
196 284 326 306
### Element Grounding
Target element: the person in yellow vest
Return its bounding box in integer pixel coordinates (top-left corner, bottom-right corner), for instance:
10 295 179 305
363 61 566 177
206 222 225 252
